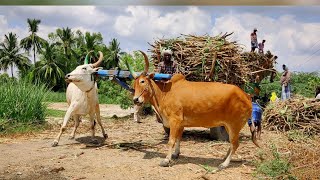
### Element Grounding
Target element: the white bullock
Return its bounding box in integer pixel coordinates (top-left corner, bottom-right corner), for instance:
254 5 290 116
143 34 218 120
52 51 107 147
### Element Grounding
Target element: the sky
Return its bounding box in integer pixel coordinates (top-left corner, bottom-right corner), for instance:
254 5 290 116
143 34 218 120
0 5 319 76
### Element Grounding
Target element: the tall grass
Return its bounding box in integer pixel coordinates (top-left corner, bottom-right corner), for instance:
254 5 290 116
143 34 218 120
0 80 48 125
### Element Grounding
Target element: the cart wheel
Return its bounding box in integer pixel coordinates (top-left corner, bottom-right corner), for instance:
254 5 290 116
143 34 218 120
210 126 229 141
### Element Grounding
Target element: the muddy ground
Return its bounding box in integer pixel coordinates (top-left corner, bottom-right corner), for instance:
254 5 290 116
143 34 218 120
0 103 291 180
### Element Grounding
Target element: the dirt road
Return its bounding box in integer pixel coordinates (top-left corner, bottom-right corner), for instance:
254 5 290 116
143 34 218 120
0 103 263 180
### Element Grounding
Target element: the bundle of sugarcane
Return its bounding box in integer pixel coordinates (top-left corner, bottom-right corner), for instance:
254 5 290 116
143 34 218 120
148 32 250 86
264 98 320 135
148 33 278 86
241 50 277 82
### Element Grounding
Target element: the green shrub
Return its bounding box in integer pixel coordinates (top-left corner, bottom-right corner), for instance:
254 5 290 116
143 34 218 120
255 144 293 179
0 79 48 125
260 72 320 98
98 80 133 109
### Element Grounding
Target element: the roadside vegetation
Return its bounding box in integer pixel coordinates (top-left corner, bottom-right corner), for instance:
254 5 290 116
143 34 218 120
0 17 319 178
0 79 48 134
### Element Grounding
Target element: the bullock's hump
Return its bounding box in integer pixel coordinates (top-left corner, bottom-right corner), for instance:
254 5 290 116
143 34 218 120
171 74 185 83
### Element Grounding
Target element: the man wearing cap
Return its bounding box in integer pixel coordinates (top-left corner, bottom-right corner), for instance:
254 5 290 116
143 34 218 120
251 28 258 52
156 49 178 74
133 49 178 124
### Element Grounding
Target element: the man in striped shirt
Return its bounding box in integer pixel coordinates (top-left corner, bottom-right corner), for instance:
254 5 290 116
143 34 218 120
156 49 178 74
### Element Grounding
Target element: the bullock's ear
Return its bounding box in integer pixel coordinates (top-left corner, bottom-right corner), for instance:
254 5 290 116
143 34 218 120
147 73 155 79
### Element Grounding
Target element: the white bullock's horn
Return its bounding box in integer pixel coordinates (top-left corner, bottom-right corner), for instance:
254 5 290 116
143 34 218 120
92 51 104 67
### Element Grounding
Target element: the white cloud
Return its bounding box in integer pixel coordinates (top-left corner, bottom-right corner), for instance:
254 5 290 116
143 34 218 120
1 6 319 73
211 12 320 72
114 6 211 41
0 15 28 42
16 6 109 27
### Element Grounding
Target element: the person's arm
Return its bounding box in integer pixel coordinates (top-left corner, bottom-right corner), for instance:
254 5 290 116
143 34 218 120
286 71 291 83
280 75 285 84
155 62 162 73
283 71 291 85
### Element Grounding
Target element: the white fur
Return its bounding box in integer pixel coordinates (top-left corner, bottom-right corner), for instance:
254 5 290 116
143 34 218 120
52 64 107 147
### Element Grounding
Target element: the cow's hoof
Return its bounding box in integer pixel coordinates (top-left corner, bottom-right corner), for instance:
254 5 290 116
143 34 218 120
103 134 108 139
218 163 228 170
51 141 58 147
171 153 180 159
159 159 170 167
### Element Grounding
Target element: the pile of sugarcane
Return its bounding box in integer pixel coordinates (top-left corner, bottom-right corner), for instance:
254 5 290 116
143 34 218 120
149 33 249 85
264 98 320 135
241 50 276 82
148 32 277 86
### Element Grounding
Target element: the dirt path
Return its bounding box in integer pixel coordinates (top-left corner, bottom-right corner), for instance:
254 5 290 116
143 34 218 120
0 103 270 180
47 103 135 118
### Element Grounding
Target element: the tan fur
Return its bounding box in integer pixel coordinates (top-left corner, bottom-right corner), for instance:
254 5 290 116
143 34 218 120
131 51 259 169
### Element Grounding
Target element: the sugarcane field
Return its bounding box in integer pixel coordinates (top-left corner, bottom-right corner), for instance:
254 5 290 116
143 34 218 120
1 5 320 180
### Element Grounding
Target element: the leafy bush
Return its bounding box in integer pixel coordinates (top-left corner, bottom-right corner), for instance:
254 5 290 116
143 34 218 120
98 80 133 109
255 144 294 179
291 72 320 98
0 79 48 126
260 72 320 98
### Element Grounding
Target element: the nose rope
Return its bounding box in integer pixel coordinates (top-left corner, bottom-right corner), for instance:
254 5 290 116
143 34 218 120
135 83 148 100
66 72 96 93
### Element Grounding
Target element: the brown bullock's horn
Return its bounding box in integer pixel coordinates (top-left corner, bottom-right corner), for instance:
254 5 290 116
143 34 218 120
139 50 149 74
92 51 103 67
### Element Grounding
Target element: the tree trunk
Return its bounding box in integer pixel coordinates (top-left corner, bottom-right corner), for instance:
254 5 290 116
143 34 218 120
65 46 68 71
33 46 36 64
11 64 13 78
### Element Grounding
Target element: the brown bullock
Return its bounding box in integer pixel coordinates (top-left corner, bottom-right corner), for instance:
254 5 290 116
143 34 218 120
127 51 259 169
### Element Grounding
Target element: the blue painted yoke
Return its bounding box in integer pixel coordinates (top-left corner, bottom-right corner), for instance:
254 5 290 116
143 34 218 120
97 70 172 80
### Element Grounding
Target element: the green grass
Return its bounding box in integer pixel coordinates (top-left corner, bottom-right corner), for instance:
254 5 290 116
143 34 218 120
44 91 66 102
287 130 312 142
0 80 48 123
0 80 49 134
254 144 295 179
46 109 66 117
0 119 49 136
199 164 218 173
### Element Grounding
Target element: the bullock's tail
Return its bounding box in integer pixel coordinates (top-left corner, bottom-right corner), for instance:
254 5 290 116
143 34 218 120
251 126 260 148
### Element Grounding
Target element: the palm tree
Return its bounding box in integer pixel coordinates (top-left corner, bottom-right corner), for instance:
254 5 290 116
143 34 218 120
105 38 122 69
56 27 75 72
56 27 74 58
20 18 46 64
0 32 31 77
73 31 105 65
31 41 64 88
